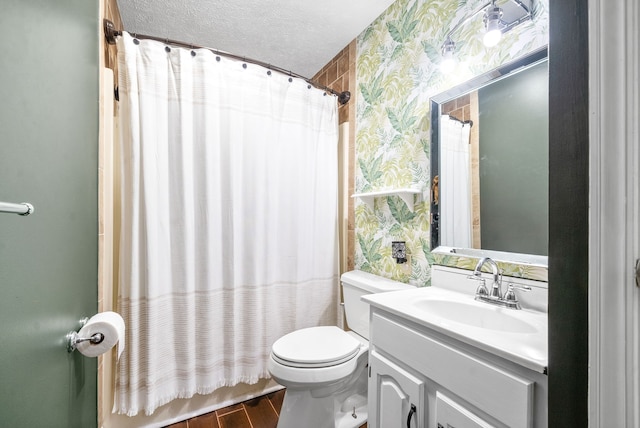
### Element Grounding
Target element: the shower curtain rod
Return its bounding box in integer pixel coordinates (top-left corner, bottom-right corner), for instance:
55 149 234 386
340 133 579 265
103 19 351 105
446 115 474 127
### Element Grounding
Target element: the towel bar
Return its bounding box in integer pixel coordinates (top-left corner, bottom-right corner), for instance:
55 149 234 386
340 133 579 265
0 201 34 216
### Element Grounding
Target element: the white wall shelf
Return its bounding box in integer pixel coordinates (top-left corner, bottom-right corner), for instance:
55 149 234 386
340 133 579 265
351 188 422 212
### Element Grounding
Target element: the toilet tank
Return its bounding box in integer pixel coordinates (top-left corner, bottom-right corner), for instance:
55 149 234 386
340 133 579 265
341 270 414 339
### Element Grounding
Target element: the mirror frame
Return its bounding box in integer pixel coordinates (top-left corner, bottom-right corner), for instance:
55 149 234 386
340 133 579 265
429 46 548 267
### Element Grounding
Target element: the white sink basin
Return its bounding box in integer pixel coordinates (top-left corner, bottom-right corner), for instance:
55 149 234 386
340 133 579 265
411 298 538 334
363 286 548 372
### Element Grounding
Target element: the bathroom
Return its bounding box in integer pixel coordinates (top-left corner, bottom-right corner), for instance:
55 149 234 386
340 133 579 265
0 0 637 427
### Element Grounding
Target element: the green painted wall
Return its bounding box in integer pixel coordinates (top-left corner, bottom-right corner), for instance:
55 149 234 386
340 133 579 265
355 0 549 284
0 0 99 426
479 60 549 255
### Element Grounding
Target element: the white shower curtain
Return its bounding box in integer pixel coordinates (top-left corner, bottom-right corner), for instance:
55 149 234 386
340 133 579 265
114 33 339 416
440 115 472 248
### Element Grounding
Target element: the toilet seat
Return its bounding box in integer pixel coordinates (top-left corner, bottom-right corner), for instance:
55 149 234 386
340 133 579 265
271 326 361 368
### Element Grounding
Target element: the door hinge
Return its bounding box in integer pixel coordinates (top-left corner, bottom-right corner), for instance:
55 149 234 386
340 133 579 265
635 259 640 287
368 365 371 377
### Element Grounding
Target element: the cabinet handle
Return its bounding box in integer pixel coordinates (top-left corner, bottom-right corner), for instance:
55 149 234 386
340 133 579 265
407 403 417 428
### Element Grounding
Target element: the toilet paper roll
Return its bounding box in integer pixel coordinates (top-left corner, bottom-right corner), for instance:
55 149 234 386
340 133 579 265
76 311 126 359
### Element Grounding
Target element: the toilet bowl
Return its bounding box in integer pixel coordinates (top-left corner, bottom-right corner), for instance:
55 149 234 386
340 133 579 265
268 270 414 428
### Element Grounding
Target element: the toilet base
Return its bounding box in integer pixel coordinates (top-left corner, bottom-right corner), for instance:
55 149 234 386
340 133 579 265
276 389 367 428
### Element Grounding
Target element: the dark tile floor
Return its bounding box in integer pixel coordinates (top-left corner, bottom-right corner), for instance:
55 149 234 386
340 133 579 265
164 389 283 428
164 389 367 428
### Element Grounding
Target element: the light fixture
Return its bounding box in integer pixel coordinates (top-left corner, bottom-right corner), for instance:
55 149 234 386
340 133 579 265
440 0 533 69
483 2 504 47
440 37 457 73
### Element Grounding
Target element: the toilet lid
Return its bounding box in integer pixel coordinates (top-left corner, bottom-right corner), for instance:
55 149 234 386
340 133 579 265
271 326 361 368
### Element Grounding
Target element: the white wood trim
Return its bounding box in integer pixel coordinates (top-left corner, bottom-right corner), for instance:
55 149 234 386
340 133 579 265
589 0 640 426
627 0 640 424
338 122 350 277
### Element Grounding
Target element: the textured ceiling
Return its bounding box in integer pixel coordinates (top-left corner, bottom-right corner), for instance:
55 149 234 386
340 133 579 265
116 0 397 77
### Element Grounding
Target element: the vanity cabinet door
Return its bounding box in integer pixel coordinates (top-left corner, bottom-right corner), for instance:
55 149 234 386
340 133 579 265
435 392 495 428
369 350 426 428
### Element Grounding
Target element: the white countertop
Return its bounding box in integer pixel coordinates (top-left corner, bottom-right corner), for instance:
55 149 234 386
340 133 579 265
363 286 548 373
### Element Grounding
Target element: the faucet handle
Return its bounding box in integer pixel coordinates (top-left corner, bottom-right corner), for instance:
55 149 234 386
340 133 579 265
503 283 532 306
467 274 489 295
469 277 489 297
507 283 532 292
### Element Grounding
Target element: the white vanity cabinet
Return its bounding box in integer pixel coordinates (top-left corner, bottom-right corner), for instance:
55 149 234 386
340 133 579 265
367 309 548 428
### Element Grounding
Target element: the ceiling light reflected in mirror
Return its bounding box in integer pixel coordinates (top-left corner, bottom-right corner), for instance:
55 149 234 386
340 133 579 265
483 3 504 47
441 0 534 67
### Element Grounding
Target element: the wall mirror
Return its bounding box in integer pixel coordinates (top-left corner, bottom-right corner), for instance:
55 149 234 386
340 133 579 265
430 47 548 266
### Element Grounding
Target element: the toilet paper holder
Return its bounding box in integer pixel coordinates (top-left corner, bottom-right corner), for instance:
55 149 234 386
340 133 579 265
66 317 105 353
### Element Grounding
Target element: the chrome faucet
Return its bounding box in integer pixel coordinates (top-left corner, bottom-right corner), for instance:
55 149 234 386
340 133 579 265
468 257 532 309
472 257 502 299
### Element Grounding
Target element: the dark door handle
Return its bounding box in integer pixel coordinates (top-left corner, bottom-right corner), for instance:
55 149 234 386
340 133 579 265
407 403 417 428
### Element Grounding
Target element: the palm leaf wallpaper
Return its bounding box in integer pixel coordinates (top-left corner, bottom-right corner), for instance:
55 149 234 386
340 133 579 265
354 0 549 285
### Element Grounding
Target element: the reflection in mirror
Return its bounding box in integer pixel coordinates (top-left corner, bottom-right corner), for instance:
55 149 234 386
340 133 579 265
430 48 548 265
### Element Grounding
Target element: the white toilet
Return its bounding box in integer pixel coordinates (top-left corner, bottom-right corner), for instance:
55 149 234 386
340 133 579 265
268 270 414 428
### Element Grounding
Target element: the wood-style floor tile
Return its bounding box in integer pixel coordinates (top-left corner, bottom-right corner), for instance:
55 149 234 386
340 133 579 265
216 403 244 415
164 388 370 428
243 395 278 428
188 411 219 428
217 408 252 428
267 389 285 415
